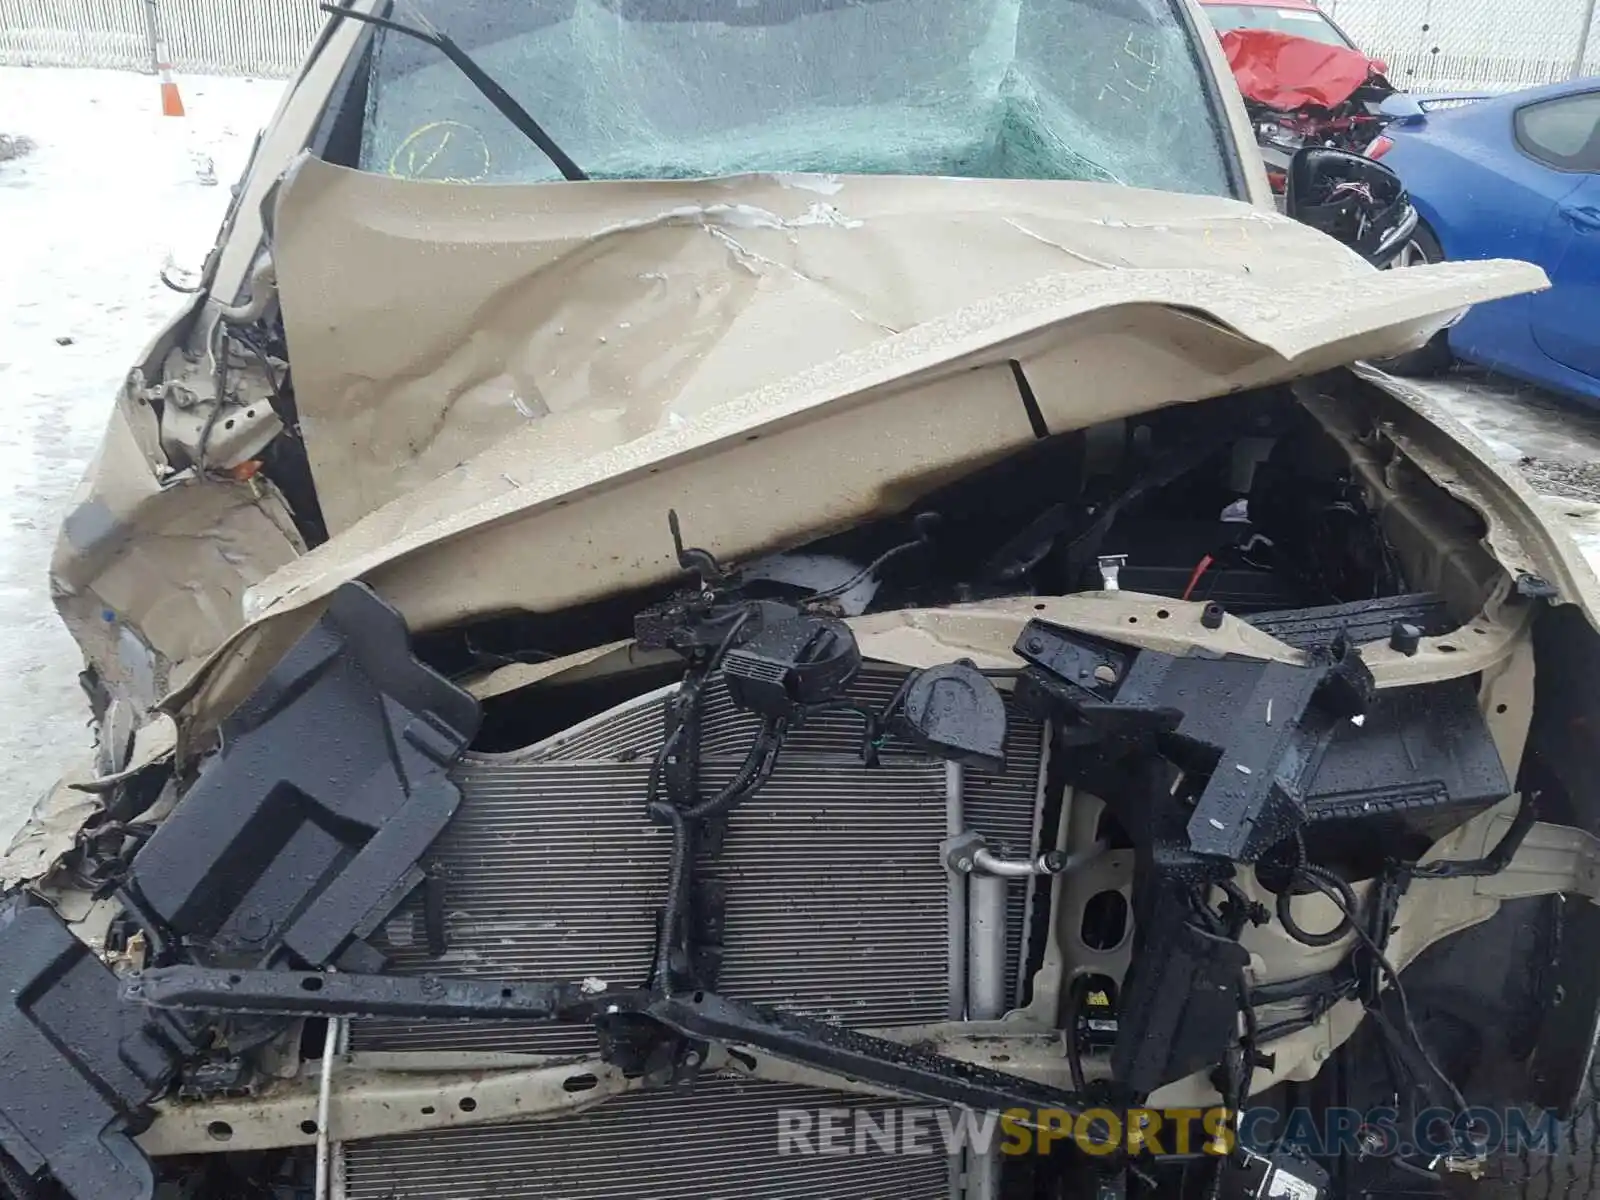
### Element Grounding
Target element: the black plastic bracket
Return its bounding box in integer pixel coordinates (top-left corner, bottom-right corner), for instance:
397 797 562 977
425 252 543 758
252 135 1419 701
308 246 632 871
641 991 1097 1133
1014 618 1375 861
125 583 481 968
0 898 196 1200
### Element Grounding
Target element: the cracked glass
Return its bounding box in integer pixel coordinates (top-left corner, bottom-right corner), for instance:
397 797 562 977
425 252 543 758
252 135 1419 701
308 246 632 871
358 0 1237 197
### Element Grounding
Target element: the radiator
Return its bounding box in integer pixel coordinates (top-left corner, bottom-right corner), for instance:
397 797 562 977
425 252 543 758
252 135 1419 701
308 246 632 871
342 665 1044 1198
341 1078 949 1199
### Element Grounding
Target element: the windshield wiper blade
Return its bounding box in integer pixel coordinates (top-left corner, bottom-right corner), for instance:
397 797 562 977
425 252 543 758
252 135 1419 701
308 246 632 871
319 3 587 182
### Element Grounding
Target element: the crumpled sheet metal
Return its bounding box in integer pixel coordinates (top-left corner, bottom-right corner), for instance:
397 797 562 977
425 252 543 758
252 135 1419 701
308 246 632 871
160 161 1547 733
0 765 100 892
272 156 1537 536
1220 27 1388 111
48 386 303 712
0 717 178 891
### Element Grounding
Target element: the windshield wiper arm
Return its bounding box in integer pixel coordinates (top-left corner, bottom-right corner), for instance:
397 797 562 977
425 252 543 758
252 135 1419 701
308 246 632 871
319 3 587 182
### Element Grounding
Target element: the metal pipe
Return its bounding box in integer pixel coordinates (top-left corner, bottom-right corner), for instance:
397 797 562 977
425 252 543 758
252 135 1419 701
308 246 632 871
972 847 1065 878
967 868 1008 1200
968 875 1009 1022
1573 0 1598 80
945 762 966 1022
314 1016 344 1200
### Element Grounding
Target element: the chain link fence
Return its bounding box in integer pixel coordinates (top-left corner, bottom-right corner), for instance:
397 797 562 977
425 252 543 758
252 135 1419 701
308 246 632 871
1326 0 1600 92
1 0 1598 89
0 0 322 77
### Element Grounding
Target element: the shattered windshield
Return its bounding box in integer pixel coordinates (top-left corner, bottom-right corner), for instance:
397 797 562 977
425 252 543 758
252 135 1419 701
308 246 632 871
359 0 1237 197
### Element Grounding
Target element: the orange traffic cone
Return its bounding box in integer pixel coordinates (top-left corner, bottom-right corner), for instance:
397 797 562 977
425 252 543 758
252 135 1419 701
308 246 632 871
156 49 184 117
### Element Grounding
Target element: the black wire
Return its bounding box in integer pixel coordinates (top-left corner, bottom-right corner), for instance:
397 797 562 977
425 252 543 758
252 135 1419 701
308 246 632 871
683 719 783 820
1064 982 1088 1094
1409 792 1537 879
647 799 690 988
1276 863 1359 947
808 538 922 603
1296 870 1469 1113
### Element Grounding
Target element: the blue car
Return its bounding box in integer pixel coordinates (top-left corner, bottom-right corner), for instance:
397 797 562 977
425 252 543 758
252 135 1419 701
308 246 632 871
1368 77 1600 402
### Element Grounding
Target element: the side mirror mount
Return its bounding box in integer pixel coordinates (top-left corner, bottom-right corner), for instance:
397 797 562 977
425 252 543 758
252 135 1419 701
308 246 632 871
1285 147 1419 269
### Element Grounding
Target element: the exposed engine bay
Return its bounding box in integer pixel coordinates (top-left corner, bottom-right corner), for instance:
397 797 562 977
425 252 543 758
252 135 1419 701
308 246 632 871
5 381 1600 1200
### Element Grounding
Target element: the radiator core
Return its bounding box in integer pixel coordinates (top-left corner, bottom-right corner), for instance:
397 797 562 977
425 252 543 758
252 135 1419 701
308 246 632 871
342 665 1044 1199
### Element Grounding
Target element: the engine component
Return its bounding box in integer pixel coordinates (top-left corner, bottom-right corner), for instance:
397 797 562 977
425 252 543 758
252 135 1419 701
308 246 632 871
125 583 481 970
1245 593 1452 650
721 613 861 719
1014 618 1376 861
888 660 1009 773
0 898 196 1200
1298 676 1509 829
1220 1146 1331 1200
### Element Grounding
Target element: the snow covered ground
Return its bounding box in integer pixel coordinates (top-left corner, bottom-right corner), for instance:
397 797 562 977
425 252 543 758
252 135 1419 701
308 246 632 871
0 67 283 843
0 64 1597 850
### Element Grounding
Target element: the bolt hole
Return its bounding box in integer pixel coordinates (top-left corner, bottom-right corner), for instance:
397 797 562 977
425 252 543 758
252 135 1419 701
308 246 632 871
1156 609 1170 619
1126 616 1138 624
300 976 324 991
224 418 235 430
228 974 242 984
1437 643 1457 653
1495 703 1508 715
1034 603 1046 611
420 1106 436 1115
246 408 256 418
1472 628 1487 635
563 1073 599 1093
501 987 513 999
458 1097 478 1113
207 1121 233 1142
300 1120 318 1136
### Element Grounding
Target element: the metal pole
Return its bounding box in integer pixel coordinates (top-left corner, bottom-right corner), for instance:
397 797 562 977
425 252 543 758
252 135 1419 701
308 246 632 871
967 871 1009 1200
1573 0 1599 79
142 0 161 74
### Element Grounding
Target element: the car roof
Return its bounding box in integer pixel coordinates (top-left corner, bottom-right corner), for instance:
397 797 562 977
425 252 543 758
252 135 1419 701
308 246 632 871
1412 73 1600 121
1198 0 1326 9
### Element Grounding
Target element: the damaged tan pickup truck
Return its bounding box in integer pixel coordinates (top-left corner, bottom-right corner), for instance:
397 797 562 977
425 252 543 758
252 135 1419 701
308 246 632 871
6 3 1600 1200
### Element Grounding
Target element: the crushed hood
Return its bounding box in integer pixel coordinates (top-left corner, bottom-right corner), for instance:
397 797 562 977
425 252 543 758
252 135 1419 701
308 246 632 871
274 156 1538 535
166 157 1548 727
1219 28 1389 111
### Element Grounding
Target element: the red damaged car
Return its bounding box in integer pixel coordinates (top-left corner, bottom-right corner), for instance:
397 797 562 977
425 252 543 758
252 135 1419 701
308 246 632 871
1202 0 1397 197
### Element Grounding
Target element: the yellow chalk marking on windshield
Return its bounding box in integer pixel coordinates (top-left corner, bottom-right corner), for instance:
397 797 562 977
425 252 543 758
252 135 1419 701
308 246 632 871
390 120 491 183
